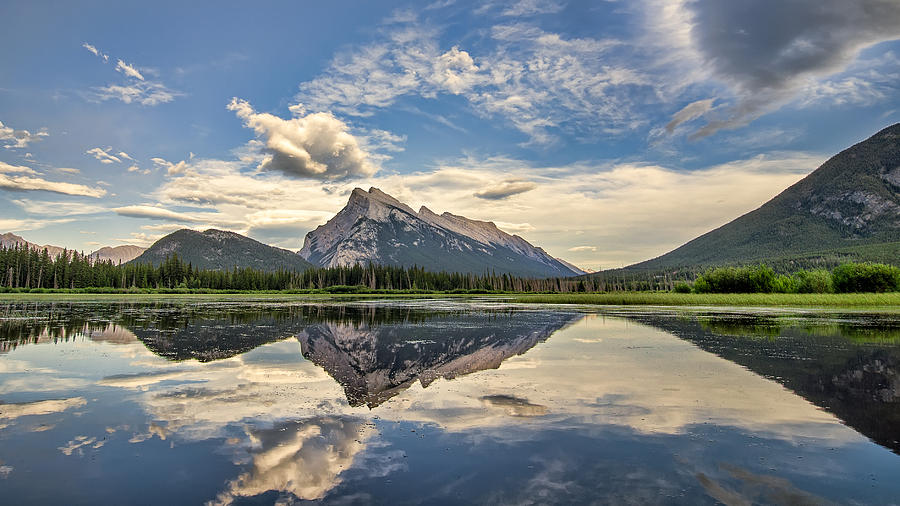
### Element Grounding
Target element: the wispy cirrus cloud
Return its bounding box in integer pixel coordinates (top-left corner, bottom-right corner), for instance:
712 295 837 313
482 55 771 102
295 14 644 146
82 42 109 62
115 59 144 80
85 147 122 164
91 81 181 106
83 43 181 106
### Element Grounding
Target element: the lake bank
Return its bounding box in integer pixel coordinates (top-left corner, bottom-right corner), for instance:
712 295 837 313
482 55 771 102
0 291 898 308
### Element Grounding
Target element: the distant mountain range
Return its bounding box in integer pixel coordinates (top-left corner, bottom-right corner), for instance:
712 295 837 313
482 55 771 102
626 123 900 271
89 245 147 264
0 232 145 263
130 228 316 272
299 187 583 277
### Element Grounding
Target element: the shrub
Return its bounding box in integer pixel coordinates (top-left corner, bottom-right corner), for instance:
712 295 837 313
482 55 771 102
694 265 776 293
832 263 900 293
673 281 692 293
772 274 796 293
793 269 833 293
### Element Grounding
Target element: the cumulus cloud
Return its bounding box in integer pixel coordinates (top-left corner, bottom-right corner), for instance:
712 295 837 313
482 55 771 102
473 179 537 200
228 98 378 180
115 59 144 80
86 147 122 164
656 0 900 137
0 120 48 149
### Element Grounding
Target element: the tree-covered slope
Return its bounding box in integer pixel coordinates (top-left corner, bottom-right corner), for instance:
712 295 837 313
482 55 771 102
629 123 900 271
129 229 315 272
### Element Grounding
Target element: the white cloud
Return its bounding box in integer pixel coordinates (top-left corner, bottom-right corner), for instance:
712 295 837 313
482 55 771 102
115 59 145 80
0 120 48 149
0 160 37 175
151 157 188 175
12 199 106 216
295 19 641 145
0 162 106 198
91 81 181 106
228 98 378 180
0 217 75 232
112 205 206 222
83 44 180 106
82 42 109 62
568 246 597 252
500 0 565 17
86 147 122 164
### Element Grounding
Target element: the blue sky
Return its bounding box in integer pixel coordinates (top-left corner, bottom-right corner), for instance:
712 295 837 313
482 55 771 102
1 0 899 269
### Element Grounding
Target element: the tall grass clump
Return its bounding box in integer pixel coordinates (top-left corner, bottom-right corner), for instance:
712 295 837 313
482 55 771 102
832 262 900 293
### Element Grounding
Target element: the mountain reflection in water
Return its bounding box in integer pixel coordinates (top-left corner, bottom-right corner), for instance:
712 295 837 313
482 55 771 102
2 302 900 504
619 310 900 454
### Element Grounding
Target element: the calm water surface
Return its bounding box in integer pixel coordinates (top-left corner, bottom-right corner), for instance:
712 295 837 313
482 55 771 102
1 300 899 505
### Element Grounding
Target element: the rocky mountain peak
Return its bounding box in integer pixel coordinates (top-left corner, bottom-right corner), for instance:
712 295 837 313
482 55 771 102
300 187 585 277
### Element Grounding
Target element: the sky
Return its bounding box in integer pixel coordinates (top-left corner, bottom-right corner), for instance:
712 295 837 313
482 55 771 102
1 0 899 270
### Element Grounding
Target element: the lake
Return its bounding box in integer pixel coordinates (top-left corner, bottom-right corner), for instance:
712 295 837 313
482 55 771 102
1 299 899 505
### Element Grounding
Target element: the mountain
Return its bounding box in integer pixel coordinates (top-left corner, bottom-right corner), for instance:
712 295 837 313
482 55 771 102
0 232 66 258
89 245 145 264
629 123 900 271
299 187 583 277
129 228 315 272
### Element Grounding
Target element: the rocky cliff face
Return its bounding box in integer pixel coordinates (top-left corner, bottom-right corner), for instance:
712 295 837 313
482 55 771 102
299 187 584 277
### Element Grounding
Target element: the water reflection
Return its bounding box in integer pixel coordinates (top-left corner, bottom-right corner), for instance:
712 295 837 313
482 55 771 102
619 310 900 453
1 302 900 504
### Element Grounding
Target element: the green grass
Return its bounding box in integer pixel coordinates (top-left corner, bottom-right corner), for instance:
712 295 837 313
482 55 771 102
505 292 900 308
0 291 898 308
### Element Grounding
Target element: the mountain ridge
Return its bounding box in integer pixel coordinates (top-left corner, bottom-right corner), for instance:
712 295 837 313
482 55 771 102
625 123 900 271
130 228 315 272
299 187 584 277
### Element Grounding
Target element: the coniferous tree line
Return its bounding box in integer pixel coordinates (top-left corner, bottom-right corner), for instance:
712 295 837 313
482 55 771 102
0 244 610 292
2 244 896 294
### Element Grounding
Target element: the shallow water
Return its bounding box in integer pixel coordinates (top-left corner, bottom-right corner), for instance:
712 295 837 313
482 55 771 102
1 300 899 505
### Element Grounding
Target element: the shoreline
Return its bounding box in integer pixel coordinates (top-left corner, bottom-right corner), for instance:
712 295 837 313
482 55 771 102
0 291 898 309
